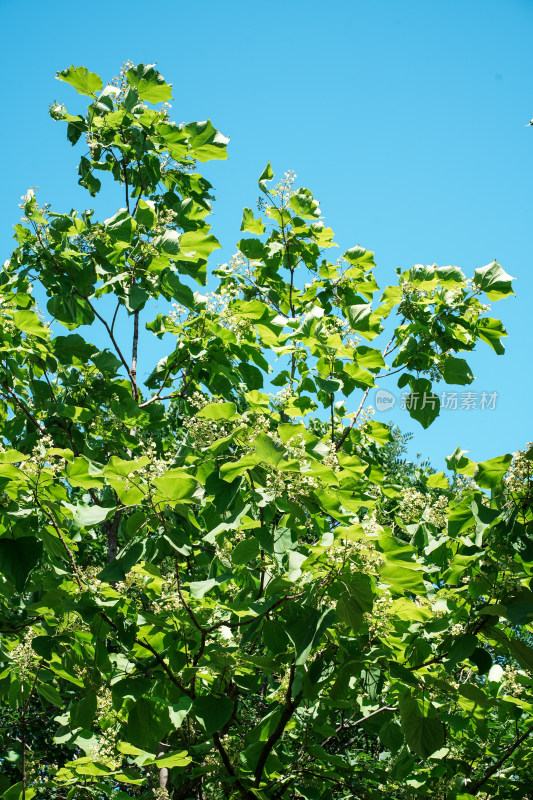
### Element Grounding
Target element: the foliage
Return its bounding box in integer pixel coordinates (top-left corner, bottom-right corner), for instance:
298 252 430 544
0 62 531 800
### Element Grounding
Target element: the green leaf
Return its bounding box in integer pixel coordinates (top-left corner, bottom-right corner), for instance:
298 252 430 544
47 294 94 328
509 639 533 671
289 189 321 220
378 720 404 753
336 572 374 632
473 260 514 300
399 692 444 758
12 309 48 339
126 698 171 751
135 198 157 228
153 469 198 502
427 472 449 489
189 579 218 598
3 784 36 800
0 538 43 591
104 209 136 244
238 237 268 260
53 334 97 364
400 376 440 429
232 537 260 565
197 402 237 420
63 502 116 530
364 420 392 444
193 695 233 734
344 246 376 270
477 317 507 354
258 162 273 192
126 63 172 103
254 432 284 467
241 207 265 234
154 750 192 768
285 606 335 665
57 66 103 97
70 690 97 729
474 454 512 488
445 634 478 669
182 120 229 162
179 230 221 260
441 356 474 386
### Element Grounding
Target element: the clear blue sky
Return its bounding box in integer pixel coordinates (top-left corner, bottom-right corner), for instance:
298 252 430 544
1 0 531 470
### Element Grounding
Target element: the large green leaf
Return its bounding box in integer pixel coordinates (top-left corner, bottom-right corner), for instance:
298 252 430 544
12 309 49 339
182 120 229 162
399 692 444 758
193 695 233 734
0 538 43 591
398 376 440 429
474 454 512 488
153 469 198 502
57 65 103 97
126 698 172 751
126 63 172 103
3 784 36 800
441 356 474 385
473 260 514 300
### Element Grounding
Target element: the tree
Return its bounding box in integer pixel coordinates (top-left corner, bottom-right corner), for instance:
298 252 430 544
0 62 531 800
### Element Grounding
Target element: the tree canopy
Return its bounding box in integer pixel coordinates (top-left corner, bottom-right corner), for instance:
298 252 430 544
0 62 531 800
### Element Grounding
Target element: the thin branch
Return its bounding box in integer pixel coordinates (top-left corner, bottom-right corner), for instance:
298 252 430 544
335 330 397 451
467 724 533 794
131 309 140 403
174 553 208 635
0 616 44 634
74 290 134 383
138 356 188 408
254 661 300 787
320 705 396 747
110 300 121 336
135 636 193 698
39 504 83 590
335 387 371 451
213 732 252 799
1 382 45 434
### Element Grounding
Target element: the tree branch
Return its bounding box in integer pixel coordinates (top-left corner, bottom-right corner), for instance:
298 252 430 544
467 724 533 794
254 661 300 787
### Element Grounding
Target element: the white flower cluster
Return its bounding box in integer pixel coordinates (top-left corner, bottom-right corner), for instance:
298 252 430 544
264 468 318 499
504 444 533 499
397 488 427 524
82 686 123 770
322 444 340 472
271 386 295 411
364 590 394 638
450 623 466 636
502 663 525 698
167 302 188 325
183 410 235 450
329 537 385 575
396 487 448 528
320 314 360 350
138 441 168 481
361 511 382 537
78 565 103 593
269 170 297 208
17 434 67 480
9 627 38 671
114 567 144 596
262 432 321 501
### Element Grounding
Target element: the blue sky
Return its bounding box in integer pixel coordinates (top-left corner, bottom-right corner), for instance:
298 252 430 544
1 0 531 470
